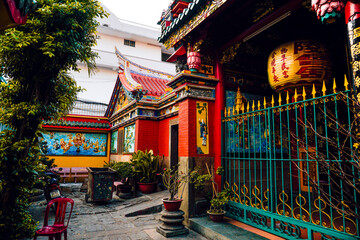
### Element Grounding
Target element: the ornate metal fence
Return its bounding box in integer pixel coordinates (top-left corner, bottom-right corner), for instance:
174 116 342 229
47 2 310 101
222 80 360 239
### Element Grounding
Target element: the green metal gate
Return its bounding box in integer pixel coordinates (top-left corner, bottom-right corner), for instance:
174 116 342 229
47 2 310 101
222 80 360 239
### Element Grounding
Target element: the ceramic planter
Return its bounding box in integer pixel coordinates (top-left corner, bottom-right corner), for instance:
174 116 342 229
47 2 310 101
207 210 226 222
137 182 156 194
162 198 183 211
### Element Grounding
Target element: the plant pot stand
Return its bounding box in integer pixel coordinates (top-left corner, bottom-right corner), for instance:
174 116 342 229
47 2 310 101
156 210 189 237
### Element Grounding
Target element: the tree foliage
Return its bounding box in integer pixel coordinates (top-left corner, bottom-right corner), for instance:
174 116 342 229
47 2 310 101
0 0 106 238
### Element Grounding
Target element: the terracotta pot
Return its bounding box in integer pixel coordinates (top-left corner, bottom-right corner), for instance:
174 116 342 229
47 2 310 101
207 210 226 222
137 182 156 194
162 198 183 211
187 52 201 72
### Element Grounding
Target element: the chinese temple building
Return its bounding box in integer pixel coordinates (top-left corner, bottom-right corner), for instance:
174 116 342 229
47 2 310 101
38 0 360 239
105 48 218 174
155 0 360 239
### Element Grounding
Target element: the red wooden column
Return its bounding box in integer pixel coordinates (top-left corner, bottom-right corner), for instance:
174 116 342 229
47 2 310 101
214 60 225 189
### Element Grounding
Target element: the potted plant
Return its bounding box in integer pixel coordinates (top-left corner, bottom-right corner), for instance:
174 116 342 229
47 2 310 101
207 189 230 222
114 162 133 193
160 166 198 211
104 161 134 194
130 149 159 194
193 164 229 222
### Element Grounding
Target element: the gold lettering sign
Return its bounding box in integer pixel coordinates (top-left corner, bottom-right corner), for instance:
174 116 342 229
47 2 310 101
196 101 209 154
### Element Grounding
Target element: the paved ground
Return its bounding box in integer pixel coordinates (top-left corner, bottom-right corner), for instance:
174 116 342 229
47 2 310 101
27 185 208 240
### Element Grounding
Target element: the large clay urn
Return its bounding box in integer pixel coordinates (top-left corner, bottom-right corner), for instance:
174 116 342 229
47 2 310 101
187 52 201 72
268 40 331 92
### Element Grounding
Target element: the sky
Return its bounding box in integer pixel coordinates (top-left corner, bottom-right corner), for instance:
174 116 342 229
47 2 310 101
99 0 171 28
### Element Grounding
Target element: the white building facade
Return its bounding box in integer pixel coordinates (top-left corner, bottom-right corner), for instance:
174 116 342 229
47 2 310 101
71 5 175 106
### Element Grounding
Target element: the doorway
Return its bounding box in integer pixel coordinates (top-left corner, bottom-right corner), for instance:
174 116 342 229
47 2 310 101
170 124 179 168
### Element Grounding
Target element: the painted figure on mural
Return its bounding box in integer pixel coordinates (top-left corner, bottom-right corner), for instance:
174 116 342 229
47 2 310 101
199 118 207 146
73 133 85 153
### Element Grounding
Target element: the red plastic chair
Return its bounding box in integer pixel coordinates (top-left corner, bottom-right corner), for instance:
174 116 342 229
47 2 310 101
34 198 74 240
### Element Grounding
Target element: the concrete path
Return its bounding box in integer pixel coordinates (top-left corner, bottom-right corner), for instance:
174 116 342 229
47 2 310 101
27 186 208 240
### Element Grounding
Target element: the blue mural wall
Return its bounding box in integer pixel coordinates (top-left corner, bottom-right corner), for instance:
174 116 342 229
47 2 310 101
39 131 107 156
225 91 269 154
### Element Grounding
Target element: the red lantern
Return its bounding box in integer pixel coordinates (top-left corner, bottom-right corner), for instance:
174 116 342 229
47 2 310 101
311 0 345 23
187 52 201 72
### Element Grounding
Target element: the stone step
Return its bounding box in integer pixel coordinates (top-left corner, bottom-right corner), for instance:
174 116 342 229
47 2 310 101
189 217 269 240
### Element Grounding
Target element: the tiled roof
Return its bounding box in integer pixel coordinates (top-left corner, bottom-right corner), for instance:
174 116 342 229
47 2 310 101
114 48 173 97
105 49 175 118
131 73 168 96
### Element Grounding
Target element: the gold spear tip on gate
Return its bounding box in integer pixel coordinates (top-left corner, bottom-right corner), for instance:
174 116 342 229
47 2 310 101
258 100 261 110
247 101 250 112
312 84 316 98
294 88 298 101
263 97 267 108
271 95 274 107
332 78 337 93
322 80 326 96
286 91 289 104
302 86 306 100
278 92 282 106
252 100 255 111
344 74 349 91
224 107 227 117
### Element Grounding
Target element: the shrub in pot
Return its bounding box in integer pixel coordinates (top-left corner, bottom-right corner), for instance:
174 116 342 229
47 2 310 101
207 189 230 222
160 165 201 211
193 164 230 221
130 150 159 194
104 161 134 193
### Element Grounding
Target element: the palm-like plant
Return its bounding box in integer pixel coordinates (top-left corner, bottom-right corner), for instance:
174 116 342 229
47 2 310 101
130 150 159 183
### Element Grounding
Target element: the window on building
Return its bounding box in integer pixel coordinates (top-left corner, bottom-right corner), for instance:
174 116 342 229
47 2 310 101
118 129 124 154
124 39 135 47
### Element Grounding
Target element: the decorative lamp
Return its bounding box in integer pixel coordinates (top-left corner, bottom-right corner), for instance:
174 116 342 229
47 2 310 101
187 40 203 73
311 0 345 24
267 40 331 92
187 52 201 72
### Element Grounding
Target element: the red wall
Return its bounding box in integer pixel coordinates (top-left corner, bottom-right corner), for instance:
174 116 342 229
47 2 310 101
135 99 214 159
135 115 178 157
158 115 178 157
135 119 159 154
178 99 197 157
